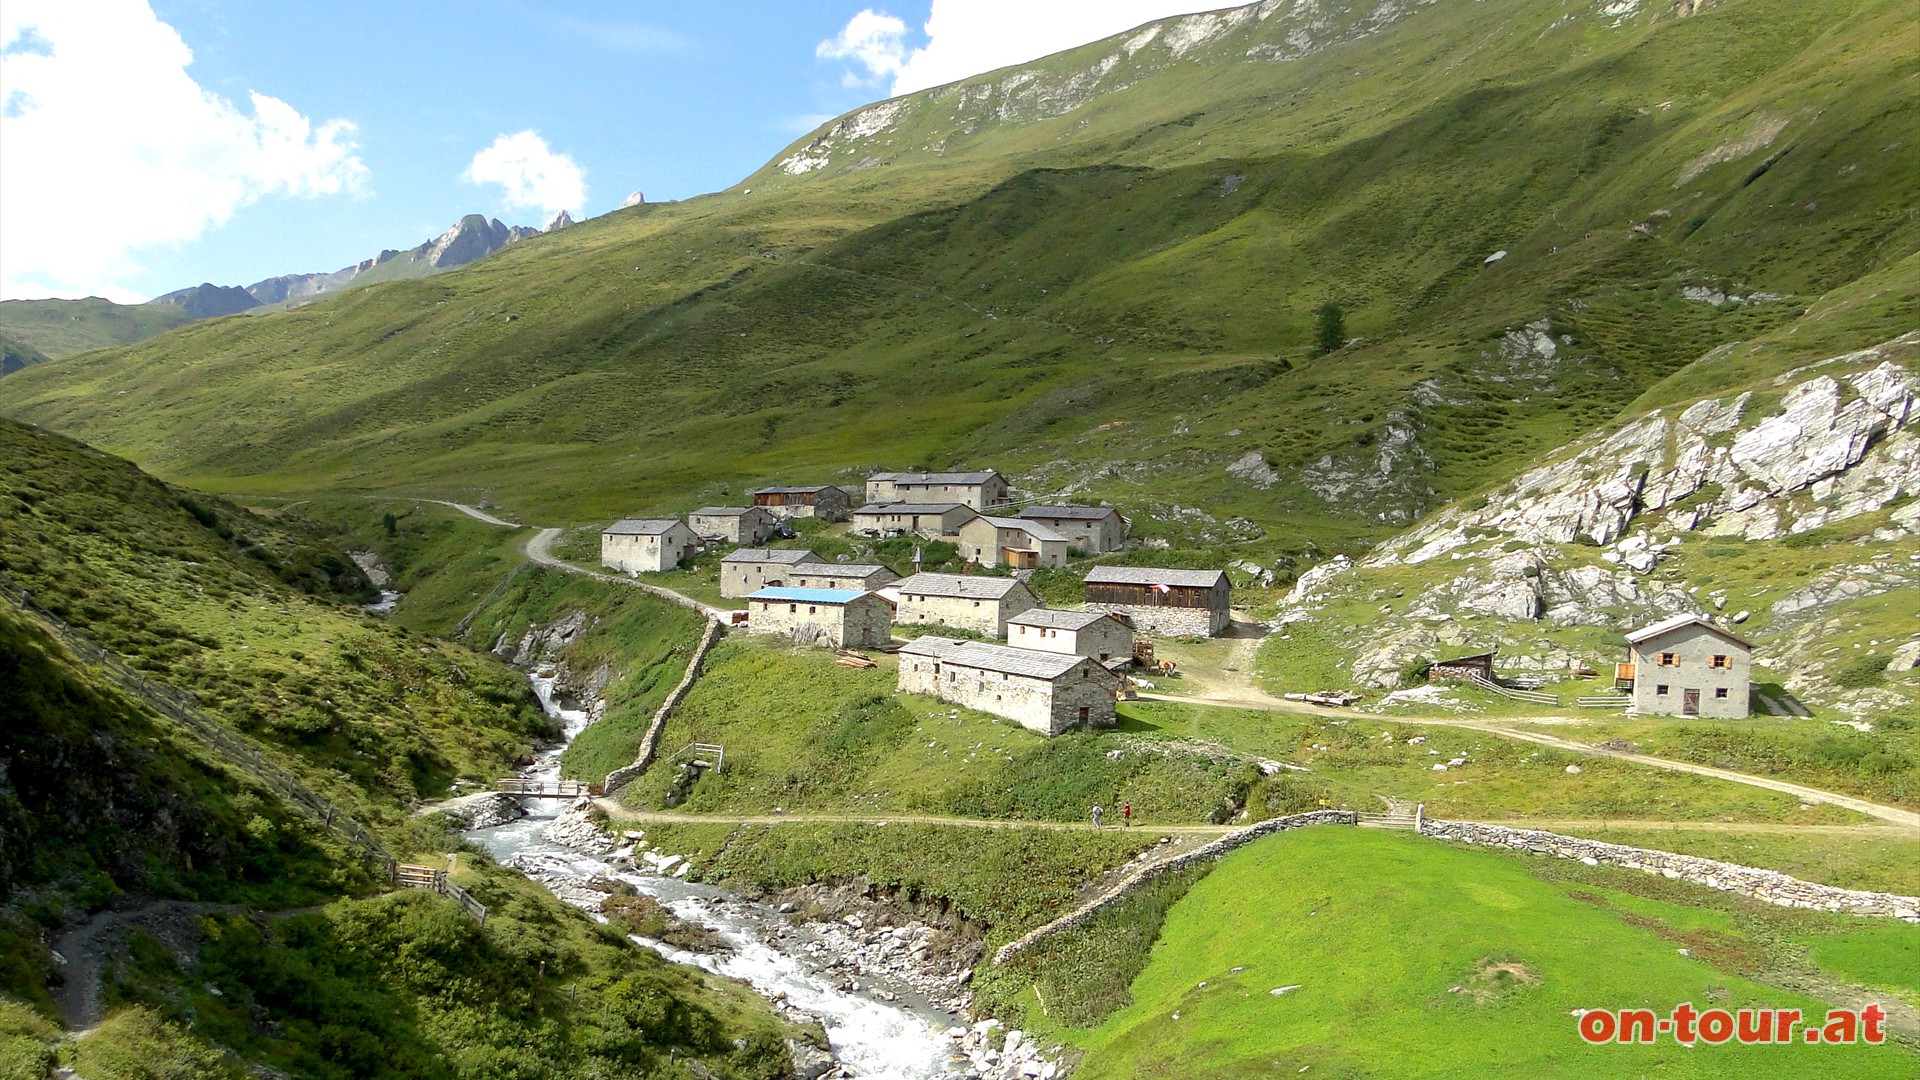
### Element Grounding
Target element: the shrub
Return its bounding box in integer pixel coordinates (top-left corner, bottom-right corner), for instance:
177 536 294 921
1398 656 1433 687
1832 653 1890 689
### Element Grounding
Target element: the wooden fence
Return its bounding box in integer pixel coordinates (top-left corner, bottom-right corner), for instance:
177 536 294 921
394 864 488 925
1463 672 1561 706
1575 695 1630 709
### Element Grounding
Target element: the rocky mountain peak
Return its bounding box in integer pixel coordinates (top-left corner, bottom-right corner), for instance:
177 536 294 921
545 210 575 232
152 282 261 320
621 190 646 208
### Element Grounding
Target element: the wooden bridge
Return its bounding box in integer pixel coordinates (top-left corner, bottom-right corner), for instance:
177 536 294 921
495 778 592 798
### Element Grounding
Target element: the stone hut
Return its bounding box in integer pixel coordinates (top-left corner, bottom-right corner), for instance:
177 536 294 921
745 588 893 649
719 548 821 598
897 636 1118 736
689 506 777 546
601 519 700 574
1017 505 1127 553
1622 615 1752 718
865 470 1010 510
850 502 979 539
956 515 1070 569
1006 609 1134 663
1083 566 1231 637
892 573 1038 637
786 563 901 592
750 485 852 521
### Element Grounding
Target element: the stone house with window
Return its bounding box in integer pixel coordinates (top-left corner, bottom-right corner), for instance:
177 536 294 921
1016 505 1127 553
956 516 1070 569
850 502 979 539
892 573 1038 637
688 506 777 546
1082 566 1231 637
602 519 701 574
1621 615 1751 718
897 636 1118 735
865 470 1010 510
786 563 901 592
1006 609 1133 663
719 548 822 598
749 485 852 521
745 587 893 649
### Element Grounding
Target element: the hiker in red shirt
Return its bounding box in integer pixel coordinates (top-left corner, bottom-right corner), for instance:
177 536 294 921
1122 803 1132 827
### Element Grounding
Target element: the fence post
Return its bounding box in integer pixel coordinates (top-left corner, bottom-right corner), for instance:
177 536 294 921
1414 803 1424 834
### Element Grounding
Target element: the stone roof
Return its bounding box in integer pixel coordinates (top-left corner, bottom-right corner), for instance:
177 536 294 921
751 485 839 495
903 637 1094 680
870 470 1003 485
604 518 684 536
691 506 762 517
1008 609 1118 631
1019 504 1121 521
895 573 1029 600
972 516 1069 543
747 587 870 605
791 563 893 578
853 502 976 516
1084 566 1228 588
720 548 818 565
1625 614 1753 649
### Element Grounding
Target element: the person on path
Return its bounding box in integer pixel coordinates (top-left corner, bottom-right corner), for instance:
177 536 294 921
1090 804 1104 829
1122 803 1131 827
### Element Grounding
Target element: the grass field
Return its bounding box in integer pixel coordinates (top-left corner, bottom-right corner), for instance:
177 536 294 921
1059 828 1918 1078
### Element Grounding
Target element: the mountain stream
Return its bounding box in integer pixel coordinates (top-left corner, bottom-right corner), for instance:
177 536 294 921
465 673 968 1079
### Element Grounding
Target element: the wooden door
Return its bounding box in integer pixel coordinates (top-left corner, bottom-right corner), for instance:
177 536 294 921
1682 688 1700 716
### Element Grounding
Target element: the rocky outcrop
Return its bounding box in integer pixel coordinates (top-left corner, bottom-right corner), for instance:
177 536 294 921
544 210 574 232
621 190 647 208
1378 334 1920 558
425 215 521 269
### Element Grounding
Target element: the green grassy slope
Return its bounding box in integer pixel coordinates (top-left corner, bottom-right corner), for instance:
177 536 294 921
1 0 1911 550
1062 828 1917 1078
0 298 192 364
0 419 548 820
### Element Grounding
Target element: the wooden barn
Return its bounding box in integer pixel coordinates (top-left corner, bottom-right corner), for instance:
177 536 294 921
1082 566 1230 637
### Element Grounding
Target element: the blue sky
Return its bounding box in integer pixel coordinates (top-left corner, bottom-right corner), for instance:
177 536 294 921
0 1 1215 302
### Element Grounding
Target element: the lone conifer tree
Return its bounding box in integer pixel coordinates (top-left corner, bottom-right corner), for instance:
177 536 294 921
1316 303 1346 355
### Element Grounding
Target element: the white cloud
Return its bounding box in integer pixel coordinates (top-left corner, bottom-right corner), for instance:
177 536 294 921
815 10 910 88
462 131 587 216
819 2 1220 97
0 0 368 301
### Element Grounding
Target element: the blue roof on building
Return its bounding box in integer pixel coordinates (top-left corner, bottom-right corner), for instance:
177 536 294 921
747 587 869 604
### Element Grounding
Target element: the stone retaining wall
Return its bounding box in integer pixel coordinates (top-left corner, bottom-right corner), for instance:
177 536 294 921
1421 819 1920 922
604 617 726 795
992 810 1356 965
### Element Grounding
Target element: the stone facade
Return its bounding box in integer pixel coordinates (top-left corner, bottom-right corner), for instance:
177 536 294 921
602 519 701 574
719 548 820 598
1006 609 1133 662
866 470 1009 509
1085 602 1223 638
892 573 1038 637
688 506 776 546
1017 505 1127 553
746 588 893 649
851 502 980 538
1422 819 1919 922
898 637 1117 736
785 563 901 591
750 485 852 521
956 516 1070 569
1625 615 1751 718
